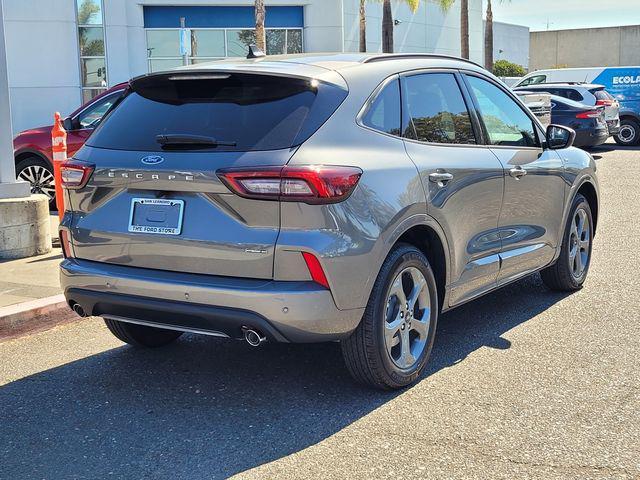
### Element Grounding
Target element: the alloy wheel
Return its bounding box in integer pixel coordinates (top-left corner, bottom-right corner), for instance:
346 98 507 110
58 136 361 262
618 124 636 144
384 266 431 370
18 165 55 200
569 207 590 279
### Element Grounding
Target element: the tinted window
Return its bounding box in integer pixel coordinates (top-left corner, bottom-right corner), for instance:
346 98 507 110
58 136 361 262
362 79 401 136
77 92 121 129
591 89 614 101
519 75 546 86
565 89 584 102
402 73 476 144
467 75 539 147
88 74 347 152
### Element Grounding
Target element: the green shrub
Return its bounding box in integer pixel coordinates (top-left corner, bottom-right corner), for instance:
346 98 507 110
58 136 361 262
493 60 527 77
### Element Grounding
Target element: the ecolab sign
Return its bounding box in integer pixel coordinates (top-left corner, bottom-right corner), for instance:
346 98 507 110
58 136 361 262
613 75 640 85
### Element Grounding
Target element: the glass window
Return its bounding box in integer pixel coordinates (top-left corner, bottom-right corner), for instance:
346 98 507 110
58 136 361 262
76 0 103 25
78 27 104 56
287 30 303 54
362 79 401 136
77 92 121 128
403 73 476 144
82 88 106 104
147 30 180 57
467 75 539 147
226 30 255 57
267 30 286 55
149 58 183 73
191 30 225 58
81 58 107 88
88 74 347 152
519 75 546 87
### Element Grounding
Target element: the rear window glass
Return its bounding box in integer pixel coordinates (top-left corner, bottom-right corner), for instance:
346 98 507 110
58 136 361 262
591 89 614 101
87 73 347 152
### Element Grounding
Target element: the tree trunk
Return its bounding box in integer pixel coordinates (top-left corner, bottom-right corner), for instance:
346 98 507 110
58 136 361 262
485 0 494 71
460 0 469 59
255 0 266 52
359 0 367 53
382 0 394 54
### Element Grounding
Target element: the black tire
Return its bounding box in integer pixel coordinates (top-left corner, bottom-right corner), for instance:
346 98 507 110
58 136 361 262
104 318 183 348
614 118 640 146
341 244 439 390
15 156 56 209
541 194 594 291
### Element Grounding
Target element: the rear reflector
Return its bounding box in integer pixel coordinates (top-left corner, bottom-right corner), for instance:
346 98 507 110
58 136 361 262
302 252 330 289
60 161 95 189
217 165 362 204
59 230 73 258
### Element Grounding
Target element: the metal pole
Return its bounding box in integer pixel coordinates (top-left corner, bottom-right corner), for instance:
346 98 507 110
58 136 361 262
180 17 188 66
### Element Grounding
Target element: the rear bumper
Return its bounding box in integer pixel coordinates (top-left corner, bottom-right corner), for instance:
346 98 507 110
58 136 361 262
60 259 364 343
574 128 609 147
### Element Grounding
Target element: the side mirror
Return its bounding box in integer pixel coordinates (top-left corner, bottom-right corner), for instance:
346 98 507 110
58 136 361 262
546 124 575 150
63 117 74 132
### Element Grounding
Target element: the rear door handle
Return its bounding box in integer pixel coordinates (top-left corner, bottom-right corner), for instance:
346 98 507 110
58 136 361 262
509 166 527 179
428 172 454 186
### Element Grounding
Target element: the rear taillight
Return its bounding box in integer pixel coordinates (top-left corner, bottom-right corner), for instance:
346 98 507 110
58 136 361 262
217 165 362 204
59 230 73 258
576 110 602 119
60 161 95 189
596 99 614 106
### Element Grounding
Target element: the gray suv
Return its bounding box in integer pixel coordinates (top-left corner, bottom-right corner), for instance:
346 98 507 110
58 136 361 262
59 54 599 390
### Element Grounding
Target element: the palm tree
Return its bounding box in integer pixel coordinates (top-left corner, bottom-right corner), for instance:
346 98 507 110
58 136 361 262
460 0 469 59
255 0 266 52
485 0 510 71
359 0 367 52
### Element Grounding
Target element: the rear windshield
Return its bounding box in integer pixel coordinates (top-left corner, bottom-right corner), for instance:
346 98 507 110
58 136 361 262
590 89 614 101
87 73 347 152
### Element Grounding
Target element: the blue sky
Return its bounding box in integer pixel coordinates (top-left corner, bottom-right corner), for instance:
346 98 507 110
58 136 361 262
489 0 640 31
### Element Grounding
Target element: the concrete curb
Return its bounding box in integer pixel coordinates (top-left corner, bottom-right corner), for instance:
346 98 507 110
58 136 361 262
0 294 79 341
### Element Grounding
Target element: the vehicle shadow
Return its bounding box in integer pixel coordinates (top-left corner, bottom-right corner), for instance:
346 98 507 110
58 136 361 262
0 274 568 479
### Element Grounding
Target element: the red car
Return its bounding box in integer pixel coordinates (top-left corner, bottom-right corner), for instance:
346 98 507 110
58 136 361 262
13 83 127 207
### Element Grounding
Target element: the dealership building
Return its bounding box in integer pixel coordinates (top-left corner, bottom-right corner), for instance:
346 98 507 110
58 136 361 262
0 0 507 134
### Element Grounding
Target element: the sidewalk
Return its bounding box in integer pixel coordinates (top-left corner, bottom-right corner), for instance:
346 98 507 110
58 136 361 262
0 215 61 308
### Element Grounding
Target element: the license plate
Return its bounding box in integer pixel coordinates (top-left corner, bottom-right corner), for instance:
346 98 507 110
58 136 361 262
128 198 184 235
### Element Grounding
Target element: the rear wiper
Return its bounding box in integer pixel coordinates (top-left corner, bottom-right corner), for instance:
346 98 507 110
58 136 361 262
156 134 237 148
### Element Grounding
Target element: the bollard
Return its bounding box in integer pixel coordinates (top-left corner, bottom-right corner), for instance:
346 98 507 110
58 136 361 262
51 112 67 219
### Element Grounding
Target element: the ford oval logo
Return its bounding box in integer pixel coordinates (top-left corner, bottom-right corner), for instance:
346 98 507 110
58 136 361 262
141 155 164 165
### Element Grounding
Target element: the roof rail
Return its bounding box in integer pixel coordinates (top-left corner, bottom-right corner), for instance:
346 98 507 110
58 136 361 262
363 53 485 70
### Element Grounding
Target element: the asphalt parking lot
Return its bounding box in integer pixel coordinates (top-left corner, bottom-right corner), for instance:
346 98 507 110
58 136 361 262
1 142 639 480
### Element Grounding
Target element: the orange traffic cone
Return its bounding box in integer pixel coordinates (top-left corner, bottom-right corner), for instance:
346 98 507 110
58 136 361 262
51 112 67 219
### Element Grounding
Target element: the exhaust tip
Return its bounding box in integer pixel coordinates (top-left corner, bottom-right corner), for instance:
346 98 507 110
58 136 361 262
243 328 266 347
72 303 87 317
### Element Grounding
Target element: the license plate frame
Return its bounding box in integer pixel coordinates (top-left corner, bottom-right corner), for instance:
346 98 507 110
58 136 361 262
128 198 185 236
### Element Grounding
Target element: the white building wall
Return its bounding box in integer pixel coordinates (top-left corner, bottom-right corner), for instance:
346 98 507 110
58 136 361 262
342 0 483 64
489 21 529 69
4 0 82 134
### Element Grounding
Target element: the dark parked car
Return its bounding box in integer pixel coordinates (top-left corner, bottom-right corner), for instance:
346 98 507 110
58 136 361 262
513 83 620 136
547 95 609 148
13 83 127 207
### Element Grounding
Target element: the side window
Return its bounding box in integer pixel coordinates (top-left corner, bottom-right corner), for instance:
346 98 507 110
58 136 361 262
466 75 540 148
519 75 546 86
77 92 121 129
402 73 476 145
566 89 584 102
362 79 401 136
